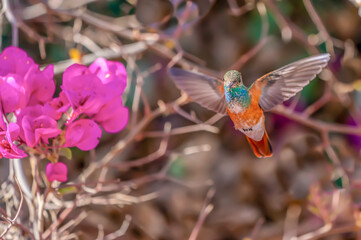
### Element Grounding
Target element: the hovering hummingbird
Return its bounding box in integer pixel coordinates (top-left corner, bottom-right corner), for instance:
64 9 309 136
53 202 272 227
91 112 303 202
169 54 330 158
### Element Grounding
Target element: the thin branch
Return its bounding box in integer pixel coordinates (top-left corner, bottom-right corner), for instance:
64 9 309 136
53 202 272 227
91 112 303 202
0 177 24 238
250 218 265 240
263 0 319 53
107 122 171 170
227 0 254 16
141 124 219 138
79 94 189 180
303 0 335 56
104 215 132 240
230 2 269 71
52 43 149 74
283 205 302 240
302 86 332 117
3 0 47 45
58 210 88 234
272 105 361 136
188 188 215 240
42 207 75 239
294 223 361 240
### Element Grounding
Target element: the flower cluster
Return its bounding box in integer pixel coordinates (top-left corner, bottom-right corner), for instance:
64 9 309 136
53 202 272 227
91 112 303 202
0 47 128 182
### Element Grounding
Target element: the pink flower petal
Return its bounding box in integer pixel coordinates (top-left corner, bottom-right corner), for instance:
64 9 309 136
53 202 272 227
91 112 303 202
65 119 102 151
43 92 70 120
0 140 26 159
22 114 61 148
62 64 107 115
0 123 27 159
0 74 26 113
89 58 127 95
0 46 35 76
46 162 67 182
94 96 129 133
7 122 20 140
24 64 55 106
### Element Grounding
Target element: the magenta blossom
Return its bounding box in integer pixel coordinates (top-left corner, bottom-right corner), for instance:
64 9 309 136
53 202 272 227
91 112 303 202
61 59 128 149
0 46 35 77
93 96 128 133
24 64 55 106
0 46 129 159
0 123 26 159
0 74 26 113
62 64 108 116
89 58 127 99
46 162 67 182
65 119 102 151
43 92 70 120
62 59 128 118
19 105 61 148
0 47 55 110
22 115 61 148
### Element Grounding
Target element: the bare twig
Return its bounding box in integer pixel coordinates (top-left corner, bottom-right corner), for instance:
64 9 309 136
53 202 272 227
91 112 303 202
188 188 215 240
104 215 132 240
0 177 24 238
272 105 361 136
230 2 269 71
108 122 171 170
303 0 335 56
283 205 302 240
263 0 319 53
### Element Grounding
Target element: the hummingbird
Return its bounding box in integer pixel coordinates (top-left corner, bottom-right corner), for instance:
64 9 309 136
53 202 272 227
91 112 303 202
169 54 330 158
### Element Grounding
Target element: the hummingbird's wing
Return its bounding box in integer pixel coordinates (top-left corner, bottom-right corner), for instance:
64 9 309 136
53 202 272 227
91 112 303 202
251 54 330 111
169 68 227 115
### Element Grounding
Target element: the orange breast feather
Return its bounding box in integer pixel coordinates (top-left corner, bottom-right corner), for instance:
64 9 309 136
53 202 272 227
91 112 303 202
226 86 264 130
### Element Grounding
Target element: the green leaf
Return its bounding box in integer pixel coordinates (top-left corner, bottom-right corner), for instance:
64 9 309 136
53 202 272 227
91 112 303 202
332 170 349 189
168 157 185 179
333 176 344 189
58 186 77 195
59 148 72 160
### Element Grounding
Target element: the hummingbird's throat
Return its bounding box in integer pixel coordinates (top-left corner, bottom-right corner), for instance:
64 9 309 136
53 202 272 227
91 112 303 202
225 84 251 110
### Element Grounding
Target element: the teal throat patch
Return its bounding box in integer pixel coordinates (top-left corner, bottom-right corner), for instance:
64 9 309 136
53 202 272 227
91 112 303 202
225 85 251 108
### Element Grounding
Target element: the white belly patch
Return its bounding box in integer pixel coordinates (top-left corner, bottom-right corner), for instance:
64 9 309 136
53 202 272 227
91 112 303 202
227 103 246 114
238 115 265 141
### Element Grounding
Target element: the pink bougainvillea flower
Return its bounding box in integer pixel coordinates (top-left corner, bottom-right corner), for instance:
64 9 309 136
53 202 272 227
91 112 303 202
18 105 61 148
46 162 67 182
43 92 70 120
16 104 43 126
0 46 55 110
0 47 128 156
65 119 102 151
89 58 127 99
0 46 35 77
0 123 26 159
62 59 129 132
24 64 55 106
93 96 128 133
0 74 26 113
62 64 107 116
22 115 61 148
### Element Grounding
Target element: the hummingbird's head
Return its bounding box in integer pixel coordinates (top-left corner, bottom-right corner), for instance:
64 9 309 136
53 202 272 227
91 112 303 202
223 70 242 88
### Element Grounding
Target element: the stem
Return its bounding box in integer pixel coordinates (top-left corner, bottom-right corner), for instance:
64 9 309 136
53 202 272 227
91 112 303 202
13 158 32 200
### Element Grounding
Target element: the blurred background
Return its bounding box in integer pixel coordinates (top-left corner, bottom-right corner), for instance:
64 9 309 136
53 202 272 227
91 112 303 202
1 0 361 239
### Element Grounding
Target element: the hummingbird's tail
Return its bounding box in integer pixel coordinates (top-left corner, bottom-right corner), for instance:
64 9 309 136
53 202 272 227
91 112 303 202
246 131 272 158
